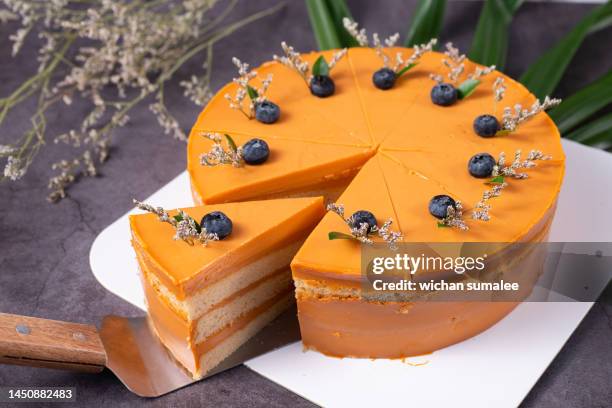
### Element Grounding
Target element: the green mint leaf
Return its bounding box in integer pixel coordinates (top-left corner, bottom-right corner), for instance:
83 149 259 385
495 129 511 137
246 85 258 100
396 63 417 78
487 175 505 184
173 214 184 223
312 55 330 77
457 78 481 99
437 222 451 228
328 231 357 241
224 133 238 152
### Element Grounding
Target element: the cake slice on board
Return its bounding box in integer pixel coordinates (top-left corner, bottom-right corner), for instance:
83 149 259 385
129 196 325 378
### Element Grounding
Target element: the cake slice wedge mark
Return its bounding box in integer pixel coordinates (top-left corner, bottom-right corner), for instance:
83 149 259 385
194 55 373 148
278 49 373 147
382 152 563 242
188 127 372 149
372 154 405 235
347 48 441 146
346 47 377 147
291 157 401 279
188 134 376 205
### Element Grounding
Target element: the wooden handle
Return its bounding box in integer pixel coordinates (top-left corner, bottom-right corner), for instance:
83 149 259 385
0 313 106 373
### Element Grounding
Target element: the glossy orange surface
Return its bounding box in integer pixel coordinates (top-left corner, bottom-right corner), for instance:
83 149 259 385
130 197 324 298
183 46 564 358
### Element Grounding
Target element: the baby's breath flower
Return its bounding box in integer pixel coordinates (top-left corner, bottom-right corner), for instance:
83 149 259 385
472 150 552 221
0 0 283 202
181 75 212 106
327 202 403 249
274 41 347 86
132 199 219 246
3 156 26 181
441 42 466 83
199 132 243 167
493 77 506 102
501 96 562 132
224 57 274 119
343 18 435 74
438 201 469 231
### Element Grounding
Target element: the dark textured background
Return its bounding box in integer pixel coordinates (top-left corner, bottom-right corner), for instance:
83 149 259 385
1 1 611 407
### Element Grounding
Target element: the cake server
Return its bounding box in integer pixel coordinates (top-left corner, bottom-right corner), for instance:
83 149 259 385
0 306 300 397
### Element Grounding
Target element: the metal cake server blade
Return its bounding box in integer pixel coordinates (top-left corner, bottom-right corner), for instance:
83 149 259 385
0 306 300 397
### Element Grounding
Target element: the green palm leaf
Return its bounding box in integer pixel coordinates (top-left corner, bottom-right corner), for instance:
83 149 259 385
468 0 524 70
404 0 447 46
549 70 612 134
324 0 359 47
520 1 612 99
564 112 612 146
306 0 343 50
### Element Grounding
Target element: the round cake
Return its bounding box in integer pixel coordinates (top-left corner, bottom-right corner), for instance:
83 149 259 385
186 46 565 358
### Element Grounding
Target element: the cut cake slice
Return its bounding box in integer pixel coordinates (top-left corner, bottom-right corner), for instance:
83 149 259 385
129 196 325 378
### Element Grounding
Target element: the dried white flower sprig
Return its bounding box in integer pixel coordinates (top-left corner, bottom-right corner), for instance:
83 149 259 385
492 149 552 180
493 77 506 102
0 0 283 202
430 43 495 100
326 203 403 249
224 58 273 119
343 18 436 77
491 77 507 115
273 41 347 85
500 96 562 133
377 219 404 251
199 133 244 168
472 182 507 221
430 43 467 84
343 18 400 68
472 150 552 221
133 199 219 246
438 201 469 231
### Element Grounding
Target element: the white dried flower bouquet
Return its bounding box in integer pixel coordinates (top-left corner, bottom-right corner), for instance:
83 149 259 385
0 0 283 202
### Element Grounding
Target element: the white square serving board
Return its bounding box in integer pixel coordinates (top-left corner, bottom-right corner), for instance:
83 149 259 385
90 140 611 407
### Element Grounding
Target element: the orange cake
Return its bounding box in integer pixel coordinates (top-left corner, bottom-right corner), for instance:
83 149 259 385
186 46 564 358
129 197 325 377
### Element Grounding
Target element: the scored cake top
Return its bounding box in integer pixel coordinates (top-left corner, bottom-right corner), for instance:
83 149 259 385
187 46 564 278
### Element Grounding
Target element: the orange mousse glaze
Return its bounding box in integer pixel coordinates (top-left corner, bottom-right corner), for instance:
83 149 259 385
187 49 377 205
129 197 325 299
185 47 564 358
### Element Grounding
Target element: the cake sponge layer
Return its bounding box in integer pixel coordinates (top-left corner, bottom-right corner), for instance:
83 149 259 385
194 270 293 343
195 292 294 378
139 240 302 322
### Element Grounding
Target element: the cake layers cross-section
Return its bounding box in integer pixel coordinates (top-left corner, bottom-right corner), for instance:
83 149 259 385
186 46 565 358
129 197 325 378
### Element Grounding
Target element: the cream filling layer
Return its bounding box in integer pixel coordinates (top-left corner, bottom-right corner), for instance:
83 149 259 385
194 271 292 343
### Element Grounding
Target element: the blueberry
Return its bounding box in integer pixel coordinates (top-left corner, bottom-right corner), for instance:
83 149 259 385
468 153 496 178
349 210 378 233
430 83 458 106
309 75 335 97
242 138 270 165
428 195 457 219
473 114 500 137
255 101 280 124
201 211 233 239
372 68 396 90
